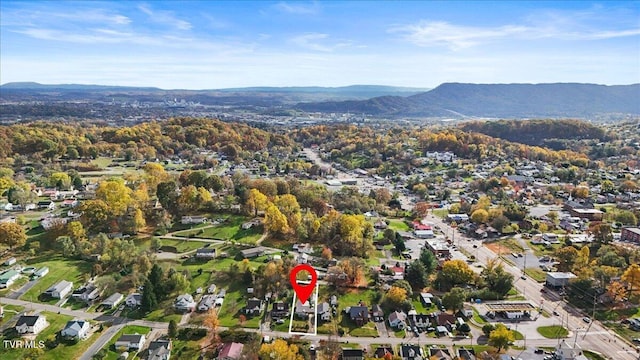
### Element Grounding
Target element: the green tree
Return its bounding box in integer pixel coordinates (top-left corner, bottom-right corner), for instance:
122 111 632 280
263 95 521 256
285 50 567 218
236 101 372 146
141 279 158 313
168 319 178 339
471 209 489 224
442 287 466 313
148 264 165 300
419 248 437 274
482 323 496 336
405 260 429 290
0 222 27 249
482 259 514 298
488 324 515 352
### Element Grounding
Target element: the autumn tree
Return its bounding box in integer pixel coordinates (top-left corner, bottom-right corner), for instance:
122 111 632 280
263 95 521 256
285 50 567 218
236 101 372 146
607 281 628 303
49 172 72 190
622 263 640 296
275 194 302 233
488 324 515 352
0 222 27 249
436 260 475 290
265 204 289 235
259 339 304 360
554 246 579 272
203 308 220 347
414 202 430 218
384 286 408 310
245 188 269 217
321 247 333 260
481 259 514 298
96 178 134 216
338 257 365 285
442 287 466 313
79 200 112 234
338 214 374 257
471 209 489 224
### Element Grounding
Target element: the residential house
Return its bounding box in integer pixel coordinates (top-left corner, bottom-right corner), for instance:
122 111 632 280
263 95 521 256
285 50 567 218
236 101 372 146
37 200 55 210
4 257 17 266
241 218 262 229
240 247 265 258
420 292 434 307
195 248 217 259
61 199 79 208
435 312 457 331
412 314 430 329
341 348 364 360
148 339 172 360
347 304 370 326
181 216 207 225
72 284 100 303
41 217 68 230
621 227 640 243
294 300 313 318
207 284 217 294
61 319 90 340
318 302 331 322
388 311 407 329
15 315 47 335
371 304 384 322
428 347 453 360
174 294 196 313
33 266 49 278
115 334 146 351
218 342 244 360
400 344 423 360
198 295 216 312
0 269 20 289
374 347 394 359
245 298 263 316
125 293 142 308
457 347 476 360
554 339 589 360
271 302 289 319
44 280 73 299
101 293 124 309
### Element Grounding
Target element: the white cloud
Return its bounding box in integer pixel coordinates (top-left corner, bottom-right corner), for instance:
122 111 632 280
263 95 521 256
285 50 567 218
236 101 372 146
274 1 320 15
290 33 331 52
138 4 192 31
391 11 640 50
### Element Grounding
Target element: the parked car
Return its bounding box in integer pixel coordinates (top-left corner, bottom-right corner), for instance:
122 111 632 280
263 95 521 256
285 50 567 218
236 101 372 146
553 311 560 316
583 317 591 323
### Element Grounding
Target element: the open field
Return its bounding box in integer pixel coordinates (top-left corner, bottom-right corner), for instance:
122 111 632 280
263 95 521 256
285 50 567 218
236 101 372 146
20 255 92 303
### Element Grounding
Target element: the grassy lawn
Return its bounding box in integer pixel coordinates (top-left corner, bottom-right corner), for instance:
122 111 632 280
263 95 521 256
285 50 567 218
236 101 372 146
584 350 607 360
471 307 487 324
21 255 92 303
432 209 449 218
173 216 263 244
217 283 249 328
393 328 406 337
0 311 95 360
158 238 214 253
388 219 410 231
0 276 29 296
104 325 151 360
172 339 203 360
528 242 562 257
496 238 524 253
537 325 568 339
512 330 524 340
594 307 640 321
524 268 547 282
349 322 378 337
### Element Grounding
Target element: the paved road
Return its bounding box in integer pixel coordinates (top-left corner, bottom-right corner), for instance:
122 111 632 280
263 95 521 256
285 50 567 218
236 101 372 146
78 324 124 360
426 214 637 360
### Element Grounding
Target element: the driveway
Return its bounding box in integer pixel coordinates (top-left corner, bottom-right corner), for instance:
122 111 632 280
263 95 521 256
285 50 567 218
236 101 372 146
6 279 39 300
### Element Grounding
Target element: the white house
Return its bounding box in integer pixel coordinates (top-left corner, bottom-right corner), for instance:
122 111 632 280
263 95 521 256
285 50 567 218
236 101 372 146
101 292 124 309
44 280 73 299
195 248 216 259
125 293 142 308
33 267 49 278
15 315 47 335
181 216 207 225
4 257 17 266
115 334 146 350
0 269 21 289
72 284 100 303
174 294 196 312
61 319 90 340
388 311 407 329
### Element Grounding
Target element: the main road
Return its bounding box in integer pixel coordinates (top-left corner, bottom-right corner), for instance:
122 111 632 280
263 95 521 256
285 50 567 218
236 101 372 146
427 214 639 360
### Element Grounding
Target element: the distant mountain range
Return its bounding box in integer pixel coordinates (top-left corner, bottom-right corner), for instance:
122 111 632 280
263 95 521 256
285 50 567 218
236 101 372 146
2 82 638 119
295 83 640 118
0 82 430 103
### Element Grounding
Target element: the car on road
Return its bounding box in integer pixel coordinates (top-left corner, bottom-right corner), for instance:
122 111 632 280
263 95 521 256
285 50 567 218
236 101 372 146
632 338 640 343
472 244 478 248
583 317 591 323
534 348 544 354
553 311 560 316
521 275 527 280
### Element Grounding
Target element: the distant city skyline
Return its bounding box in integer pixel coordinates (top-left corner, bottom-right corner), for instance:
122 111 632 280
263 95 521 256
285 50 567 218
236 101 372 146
1 1 639 89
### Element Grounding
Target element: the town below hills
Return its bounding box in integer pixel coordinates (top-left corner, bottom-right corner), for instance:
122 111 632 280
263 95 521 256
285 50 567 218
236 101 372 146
1 82 638 121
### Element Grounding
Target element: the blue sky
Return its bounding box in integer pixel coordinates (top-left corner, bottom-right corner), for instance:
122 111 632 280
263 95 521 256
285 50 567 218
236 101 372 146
1 1 639 89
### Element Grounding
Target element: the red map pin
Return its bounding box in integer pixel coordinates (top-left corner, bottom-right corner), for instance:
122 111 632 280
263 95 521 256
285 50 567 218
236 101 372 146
290 264 317 304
